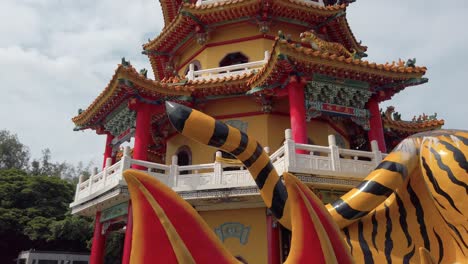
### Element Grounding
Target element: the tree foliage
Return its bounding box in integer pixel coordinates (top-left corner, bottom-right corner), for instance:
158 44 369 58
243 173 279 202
105 233 125 264
0 130 30 170
30 148 94 180
0 130 123 263
0 169 92 263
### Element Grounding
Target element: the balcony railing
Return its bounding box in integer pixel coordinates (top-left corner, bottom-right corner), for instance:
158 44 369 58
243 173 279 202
71 129 385 208
186 51 270 81
195 0 325 7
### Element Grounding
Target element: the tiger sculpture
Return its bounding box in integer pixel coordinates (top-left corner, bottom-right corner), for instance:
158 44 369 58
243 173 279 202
162 102 467 264
300 30 357 59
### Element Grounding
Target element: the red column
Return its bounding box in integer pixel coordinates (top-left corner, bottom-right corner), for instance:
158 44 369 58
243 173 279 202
367 97 387 152
131 101 153 169
102 133 114 169
122 202 133 264
90 211 106 264
266 212 281 264
287 75 308 153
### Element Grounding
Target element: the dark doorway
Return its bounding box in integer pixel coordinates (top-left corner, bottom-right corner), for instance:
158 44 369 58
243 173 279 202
178 151 190 166
176 146 192 175
219 52 249 67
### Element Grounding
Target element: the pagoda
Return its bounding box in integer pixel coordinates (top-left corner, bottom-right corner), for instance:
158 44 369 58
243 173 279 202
70 1 444 263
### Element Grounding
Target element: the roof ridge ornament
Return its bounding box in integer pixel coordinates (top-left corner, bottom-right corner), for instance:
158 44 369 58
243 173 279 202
121 57 131 67
384 106 441 124
139 68 148 78
406 58 416 68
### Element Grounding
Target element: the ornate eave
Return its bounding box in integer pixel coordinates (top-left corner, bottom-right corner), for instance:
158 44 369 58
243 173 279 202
77 30 428 131
126 35 427 102
144 0 260 52
144 35 427 100
247 38 427 101
145 14 197 80
382 106 444 133
72 63 190 130
186 72 255 97
159 0 183 25
270 2 366 53
182 0 262 17
144 0 364 80
182 0 345 20
270 2 349 31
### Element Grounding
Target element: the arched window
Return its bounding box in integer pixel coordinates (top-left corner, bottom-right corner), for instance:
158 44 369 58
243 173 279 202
219 52 249 67
333 134 346 149
184 60 201 75
176 146 192 175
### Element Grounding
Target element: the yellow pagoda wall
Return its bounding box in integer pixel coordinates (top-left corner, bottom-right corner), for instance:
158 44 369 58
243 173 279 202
202 96 259 116
165 96 350 164
166 134 216 165
199 207 268 264
176 22 308 76
270 98 350 149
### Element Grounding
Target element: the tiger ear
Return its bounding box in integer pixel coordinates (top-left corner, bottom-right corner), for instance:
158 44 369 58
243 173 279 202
282 173 353 264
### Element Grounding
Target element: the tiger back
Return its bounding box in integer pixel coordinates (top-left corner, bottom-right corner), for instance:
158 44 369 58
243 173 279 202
333 130 468 263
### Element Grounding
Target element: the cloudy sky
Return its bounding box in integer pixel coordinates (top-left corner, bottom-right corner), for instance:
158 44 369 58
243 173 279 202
1 0 467 167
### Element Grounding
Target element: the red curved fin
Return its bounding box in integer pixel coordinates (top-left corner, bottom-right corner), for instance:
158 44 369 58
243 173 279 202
283 173 354 264
123 169 239 264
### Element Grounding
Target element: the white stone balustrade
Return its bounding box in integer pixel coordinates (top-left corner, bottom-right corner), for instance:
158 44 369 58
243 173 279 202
71 130 385 207
186 51 270 81
283 130 385 178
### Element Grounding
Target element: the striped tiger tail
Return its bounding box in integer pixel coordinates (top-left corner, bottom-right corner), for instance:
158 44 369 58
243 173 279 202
326 137 421 229
165 101 291 229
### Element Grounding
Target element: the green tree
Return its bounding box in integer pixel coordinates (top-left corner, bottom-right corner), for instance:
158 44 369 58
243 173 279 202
47 214 93 251
30 148 94 181
0 169 91 263
0 132 96 262
31 148 65 178
0 130 30 170
104 232 125 264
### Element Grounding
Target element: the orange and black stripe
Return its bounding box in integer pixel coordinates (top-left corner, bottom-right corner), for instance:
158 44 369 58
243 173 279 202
326 144 419 228
334 130 468 263
165 101 291 229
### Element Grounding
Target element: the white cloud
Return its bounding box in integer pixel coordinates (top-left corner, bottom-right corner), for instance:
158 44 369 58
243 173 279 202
347 0 468 130
0 0 467 168
0 0 163 165
0 1 42 47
